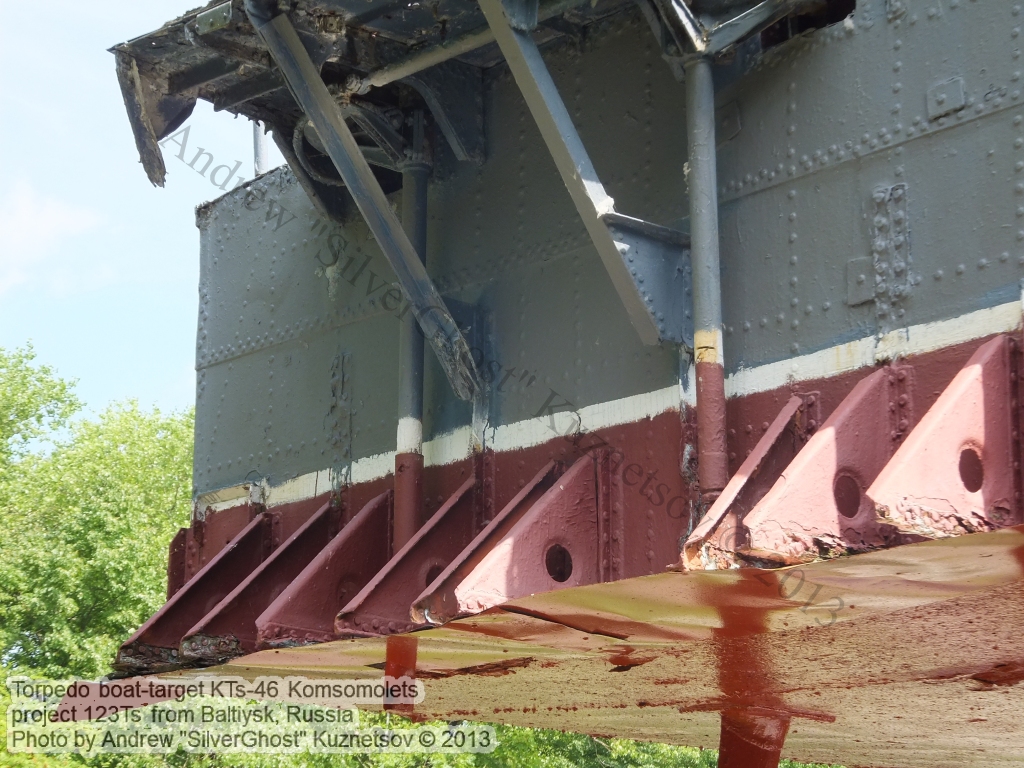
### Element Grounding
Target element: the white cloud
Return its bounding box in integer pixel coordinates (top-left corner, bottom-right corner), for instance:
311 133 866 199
0 182 103 296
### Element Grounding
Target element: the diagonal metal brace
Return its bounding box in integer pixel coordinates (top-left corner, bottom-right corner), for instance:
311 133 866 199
478 0 692 345
245 1 482 401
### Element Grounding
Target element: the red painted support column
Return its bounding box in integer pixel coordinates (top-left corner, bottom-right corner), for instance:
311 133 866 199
384 635 418 715
718 710 791 768
685 56 729 501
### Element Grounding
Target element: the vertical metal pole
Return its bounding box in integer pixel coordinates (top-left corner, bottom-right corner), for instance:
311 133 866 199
685 56 729 500
253 120 270 176
394 112 429 551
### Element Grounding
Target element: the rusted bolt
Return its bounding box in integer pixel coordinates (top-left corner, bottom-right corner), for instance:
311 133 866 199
891 431 898 440
745 424 752 434
897 370 907 381
898 419 909 430
808 420 817 429
898 394 909 406
807 396 816 405
762 421 770 430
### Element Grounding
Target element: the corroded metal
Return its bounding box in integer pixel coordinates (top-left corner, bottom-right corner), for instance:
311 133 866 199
735 365 916 564
871 335 1024 537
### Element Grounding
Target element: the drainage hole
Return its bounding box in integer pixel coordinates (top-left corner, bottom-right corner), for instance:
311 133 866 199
959 447 984 493
545 544 573 583
833 473 862 518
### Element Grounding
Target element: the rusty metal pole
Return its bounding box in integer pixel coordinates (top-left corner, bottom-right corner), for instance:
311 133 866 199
685 55 729 501
394 111 430 551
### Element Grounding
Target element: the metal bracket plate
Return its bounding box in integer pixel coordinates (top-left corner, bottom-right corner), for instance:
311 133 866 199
404 59 485 164
602 213 693 344
927 77 966 121
196 2 233 36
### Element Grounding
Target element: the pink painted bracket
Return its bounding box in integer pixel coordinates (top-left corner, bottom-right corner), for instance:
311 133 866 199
740 366 916 564
255 491 393 648
411 456 603 625
335 477 478 637
115 510 272 674
682 394 819 569
180 499 342 662
870 334 1024 537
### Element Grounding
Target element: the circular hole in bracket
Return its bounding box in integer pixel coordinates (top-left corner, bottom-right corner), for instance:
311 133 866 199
545 544 573 583
959 447 984 492
424 564 445 587
833 473 862 518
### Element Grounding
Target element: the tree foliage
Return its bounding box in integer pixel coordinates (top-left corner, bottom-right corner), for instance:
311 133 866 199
0 346 79 470
0 402 193 678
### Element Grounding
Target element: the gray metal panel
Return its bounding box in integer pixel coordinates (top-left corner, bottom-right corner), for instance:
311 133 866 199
195 12 688 496
199 0 1024 494
717 0 1024 370
195 173 401 491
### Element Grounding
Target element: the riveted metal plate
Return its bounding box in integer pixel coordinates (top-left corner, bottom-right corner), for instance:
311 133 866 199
846 257 875 307
196 2 232 36
927 77 966 121
716 101 742 144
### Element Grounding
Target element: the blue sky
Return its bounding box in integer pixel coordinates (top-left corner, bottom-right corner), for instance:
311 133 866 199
0 1 283 414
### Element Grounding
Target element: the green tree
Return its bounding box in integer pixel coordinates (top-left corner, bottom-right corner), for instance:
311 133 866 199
0 393 193 677
0 346 79 471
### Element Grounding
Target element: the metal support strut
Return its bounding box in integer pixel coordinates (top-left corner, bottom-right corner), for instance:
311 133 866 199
685 56 728 500
477 0 693 347
244 0 482 402
395 112 430 551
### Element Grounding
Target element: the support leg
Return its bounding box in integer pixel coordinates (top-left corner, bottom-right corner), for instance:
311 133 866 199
394 114 429 551
718 710 790 768
684 56 729 500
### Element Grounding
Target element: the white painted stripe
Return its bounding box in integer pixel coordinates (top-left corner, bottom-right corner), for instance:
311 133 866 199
423 425 475 467
726 300 1023 398
265 470 331 507
350 452 395 485
487 383 683 453
396 416 423 454
196 299 1022 509
725 336 877 399
198 483 250 508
